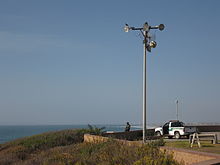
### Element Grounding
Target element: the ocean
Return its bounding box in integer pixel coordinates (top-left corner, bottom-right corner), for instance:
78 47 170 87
0 124 141 144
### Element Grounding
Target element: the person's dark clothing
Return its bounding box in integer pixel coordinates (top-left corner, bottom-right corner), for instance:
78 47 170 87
125 122 131 132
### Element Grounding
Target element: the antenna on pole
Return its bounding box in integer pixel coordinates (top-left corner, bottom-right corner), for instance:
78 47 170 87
176 98 179 120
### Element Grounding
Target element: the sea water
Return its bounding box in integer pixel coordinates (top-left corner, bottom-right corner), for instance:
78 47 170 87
0 124 141 144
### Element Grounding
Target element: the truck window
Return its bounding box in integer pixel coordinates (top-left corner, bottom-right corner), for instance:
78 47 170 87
171 123 176 127
171 122 183 127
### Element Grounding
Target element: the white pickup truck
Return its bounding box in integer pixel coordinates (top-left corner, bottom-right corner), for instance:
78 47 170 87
155 120 196 139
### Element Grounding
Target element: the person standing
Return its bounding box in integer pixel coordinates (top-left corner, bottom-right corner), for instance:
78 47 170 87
125 122 131 132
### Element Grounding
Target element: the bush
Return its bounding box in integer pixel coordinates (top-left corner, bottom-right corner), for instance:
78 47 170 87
0 129 90 164
0 129 180 165
87 124 106 135
27 140 181 165
150 138 166 147
14 129 86 152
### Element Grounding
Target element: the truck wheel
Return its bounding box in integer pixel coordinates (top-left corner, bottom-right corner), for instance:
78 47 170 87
156 131 161 137
174 132 181 139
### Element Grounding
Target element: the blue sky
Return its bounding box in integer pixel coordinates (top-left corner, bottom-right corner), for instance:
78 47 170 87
0 0 219 125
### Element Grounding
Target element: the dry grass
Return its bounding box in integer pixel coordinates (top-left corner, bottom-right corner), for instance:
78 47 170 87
0 129 87 165
0 129 181 165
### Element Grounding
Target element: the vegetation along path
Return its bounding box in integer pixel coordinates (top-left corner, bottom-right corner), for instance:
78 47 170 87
0 128 181 165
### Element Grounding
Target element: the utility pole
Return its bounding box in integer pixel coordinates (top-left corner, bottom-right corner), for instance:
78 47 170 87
124 22 164 143
143 30 147 143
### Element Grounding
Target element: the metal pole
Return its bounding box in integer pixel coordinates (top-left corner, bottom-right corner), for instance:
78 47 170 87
143 31 147 143
176 99 179 120
124 22 164 143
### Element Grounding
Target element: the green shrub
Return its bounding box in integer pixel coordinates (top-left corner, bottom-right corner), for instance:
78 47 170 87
17 129 86 151
33 140 181 165
0 129 181 165
149 138 166 147
0 129 91 164
87 124 106 135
